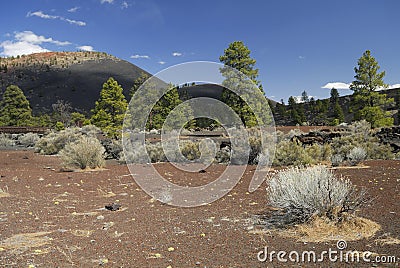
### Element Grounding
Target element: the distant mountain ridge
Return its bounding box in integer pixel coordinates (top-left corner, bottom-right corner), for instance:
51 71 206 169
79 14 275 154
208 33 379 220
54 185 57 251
0 51 150 114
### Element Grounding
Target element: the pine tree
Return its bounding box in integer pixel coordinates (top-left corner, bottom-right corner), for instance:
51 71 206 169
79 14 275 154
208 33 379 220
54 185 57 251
301 90 309 103
329 88 344 124
126 81 193 131
219 41 268 127
350 50 394 127
0 85 33 126
90 77 128 138
150 84 193 130
130 72 150 98
288 96 301 125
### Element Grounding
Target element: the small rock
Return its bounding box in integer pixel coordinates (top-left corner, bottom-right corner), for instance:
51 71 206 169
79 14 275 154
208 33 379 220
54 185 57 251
199 169 206 173
105 203 121 211
97 215 105 220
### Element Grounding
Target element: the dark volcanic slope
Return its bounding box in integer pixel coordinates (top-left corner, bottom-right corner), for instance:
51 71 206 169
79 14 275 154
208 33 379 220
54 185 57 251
0 52 150 114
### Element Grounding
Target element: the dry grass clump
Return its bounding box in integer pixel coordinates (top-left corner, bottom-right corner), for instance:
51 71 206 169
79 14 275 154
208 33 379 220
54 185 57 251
278 215 380 242
0 232 52 253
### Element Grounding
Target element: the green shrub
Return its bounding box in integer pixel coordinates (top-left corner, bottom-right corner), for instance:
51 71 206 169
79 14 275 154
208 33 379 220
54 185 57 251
273 140 313 166
265 166 369 227
60 136 105 169
180 141 200 161
305 143 332 163
331 134 393 161
55 121 65 131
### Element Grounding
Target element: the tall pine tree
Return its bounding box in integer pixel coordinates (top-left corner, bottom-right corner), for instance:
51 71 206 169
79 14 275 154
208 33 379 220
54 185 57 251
219 41 267 127
350 50 394 127
91 77 128 138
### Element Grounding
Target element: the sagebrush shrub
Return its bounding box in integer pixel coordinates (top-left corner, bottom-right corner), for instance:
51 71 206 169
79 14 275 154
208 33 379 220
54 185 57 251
35 128 82 154
60 136 105 169
18 132 40 147
265 166 368 227
331 133 393 161
146 142 167 162
0 134 14 147
81 125 102 137
347 147 367 166
35 125 102 155
119 140 148 164
331 154 344 167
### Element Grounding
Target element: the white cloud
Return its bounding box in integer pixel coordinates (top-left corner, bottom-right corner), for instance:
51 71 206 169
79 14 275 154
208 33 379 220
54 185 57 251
27 11 58 19
27 10 86 26
65 19 86 26
172 52 182 57
298 56 305 60
101 0 114 3
15 31 71 46
293 95 315 103
77 45 94 52
388 83 400 89
158 61 166 65
130 54 150 59
68 7 79 12
0 31 71 57
322 82 400 91
121 1 129 9
0 40 49 57
321 82 351 90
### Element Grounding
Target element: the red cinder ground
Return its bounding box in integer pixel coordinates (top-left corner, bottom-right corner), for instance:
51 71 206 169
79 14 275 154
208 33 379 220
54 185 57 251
0 150 399 267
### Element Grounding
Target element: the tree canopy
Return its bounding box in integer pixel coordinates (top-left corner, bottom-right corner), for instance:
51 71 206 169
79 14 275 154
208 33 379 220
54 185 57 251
219 41 268 127
0 85 33 126
350 50 394 127
90 77 128 138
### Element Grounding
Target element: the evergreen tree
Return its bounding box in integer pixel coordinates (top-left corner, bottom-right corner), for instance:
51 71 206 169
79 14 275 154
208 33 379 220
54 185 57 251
127 81 193 131
150 84 193 130
130 72 150 98
329 88 344 124
0 85 33 126
350 50 394 127
330 88 339 104
91 77 128 138
301 90 309 103
219 41 267 127
288 96 301 125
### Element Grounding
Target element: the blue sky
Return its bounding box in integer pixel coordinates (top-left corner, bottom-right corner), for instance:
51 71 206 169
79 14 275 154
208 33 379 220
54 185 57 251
1 0 399 102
